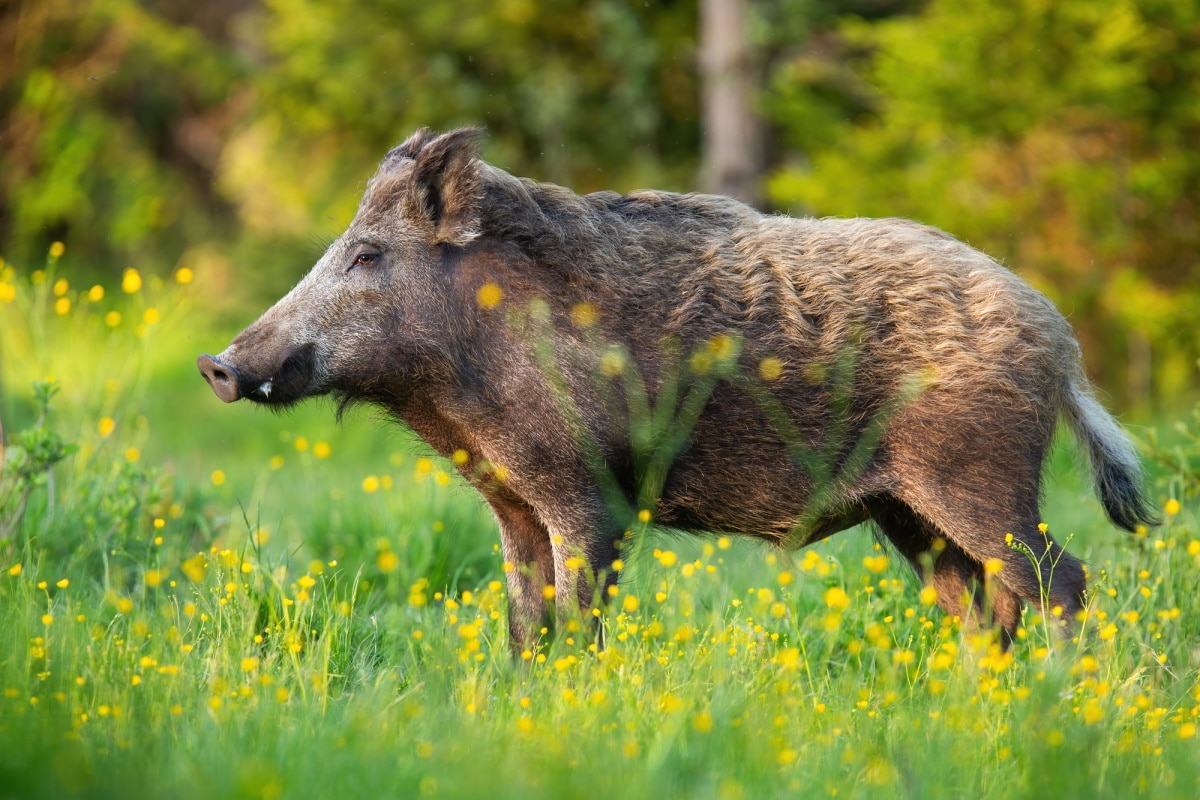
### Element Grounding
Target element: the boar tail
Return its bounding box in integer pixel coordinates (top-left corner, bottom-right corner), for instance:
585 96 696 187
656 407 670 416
1062 379 1160 532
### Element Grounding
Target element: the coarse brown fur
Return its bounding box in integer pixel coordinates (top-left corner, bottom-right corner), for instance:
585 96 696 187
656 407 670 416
199 127 1158 653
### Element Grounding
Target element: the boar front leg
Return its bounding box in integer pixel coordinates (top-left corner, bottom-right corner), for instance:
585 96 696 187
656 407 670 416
539 497 623 644
487 490 556 655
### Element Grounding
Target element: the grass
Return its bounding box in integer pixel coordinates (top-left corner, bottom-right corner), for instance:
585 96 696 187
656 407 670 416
1 249 1199 799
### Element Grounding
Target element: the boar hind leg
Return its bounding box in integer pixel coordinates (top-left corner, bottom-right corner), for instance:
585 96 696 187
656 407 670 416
489 491 556 655
872 497 1022 647
893 471 1087 637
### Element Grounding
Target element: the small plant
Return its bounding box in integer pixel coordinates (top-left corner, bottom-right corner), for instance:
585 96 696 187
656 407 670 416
0 379 77 550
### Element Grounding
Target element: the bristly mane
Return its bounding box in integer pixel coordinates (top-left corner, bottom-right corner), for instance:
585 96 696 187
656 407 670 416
473 164 761 288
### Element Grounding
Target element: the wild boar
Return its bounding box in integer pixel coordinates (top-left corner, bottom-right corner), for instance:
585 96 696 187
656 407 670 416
198 127 1156 651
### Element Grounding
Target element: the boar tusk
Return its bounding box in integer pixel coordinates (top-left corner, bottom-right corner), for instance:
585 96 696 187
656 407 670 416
258 381 273 398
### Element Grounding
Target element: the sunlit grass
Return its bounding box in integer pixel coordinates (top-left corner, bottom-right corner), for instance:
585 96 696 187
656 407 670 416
1 248 1198 798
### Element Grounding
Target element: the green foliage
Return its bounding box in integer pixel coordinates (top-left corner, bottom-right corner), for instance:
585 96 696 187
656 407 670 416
1144 385 1200 504
0 381 78 547
220 0 700 239
0 0 243 276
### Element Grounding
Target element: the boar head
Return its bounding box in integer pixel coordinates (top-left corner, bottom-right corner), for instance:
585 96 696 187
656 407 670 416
198 128 484 411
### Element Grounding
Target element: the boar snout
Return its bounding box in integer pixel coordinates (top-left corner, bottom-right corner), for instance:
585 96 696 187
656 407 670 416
198 343 321 407
197 354 244 403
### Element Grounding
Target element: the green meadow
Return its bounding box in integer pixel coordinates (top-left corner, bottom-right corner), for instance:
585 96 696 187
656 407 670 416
1 251 1198 799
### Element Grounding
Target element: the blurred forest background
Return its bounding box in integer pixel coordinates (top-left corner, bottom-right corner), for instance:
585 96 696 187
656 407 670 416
2 0 1197 409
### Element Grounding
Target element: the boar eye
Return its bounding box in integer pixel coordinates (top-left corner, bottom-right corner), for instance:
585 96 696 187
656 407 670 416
347 251 379 273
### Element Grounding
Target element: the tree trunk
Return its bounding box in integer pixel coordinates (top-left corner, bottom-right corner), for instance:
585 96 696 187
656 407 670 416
699 0 764 208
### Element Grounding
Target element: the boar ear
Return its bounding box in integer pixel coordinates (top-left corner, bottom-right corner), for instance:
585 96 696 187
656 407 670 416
403 127 485 246
380 127 436 173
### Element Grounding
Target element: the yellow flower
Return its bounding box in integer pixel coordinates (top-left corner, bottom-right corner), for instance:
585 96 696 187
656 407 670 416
983 558 1004 575
124 448 140 463
1164 498 1181 516
7 564 21 577
53 278 69 296
919 586 939 606
56 579 68 589
48 241 65 258
476 282 503 308
121 268 142 294
570 302 597 327
776 647 802 670
181 556 207 584
823 586 850 611
658 693 684 713
312 441 331 459
377 551 399 572
863 555 889 574
105 311 121 327
241 657 259 672
143 308 160 325
41 614 54 626
88 285 104 302
622 594 639 613
54 297 70 315
758 356 783 381
362 475 380 493
599 350 625 377
175 267 194 285
210 470 226 486
542 584 556 600
145 570 163 588
98 417 116 438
